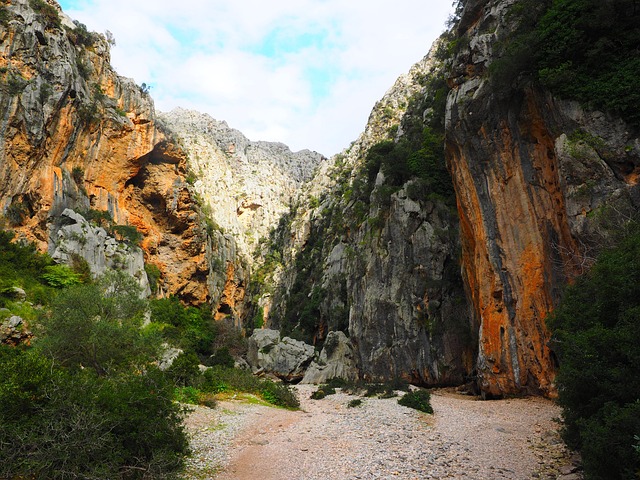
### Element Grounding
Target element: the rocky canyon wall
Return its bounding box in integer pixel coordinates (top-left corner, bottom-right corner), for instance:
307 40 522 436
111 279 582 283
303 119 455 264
262 49 477 387
446 0 640 396
0 0 213 305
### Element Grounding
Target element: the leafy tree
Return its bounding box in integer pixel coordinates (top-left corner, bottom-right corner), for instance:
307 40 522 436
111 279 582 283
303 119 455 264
548 226 640 479
41 264 83 288
150 296 216 359
37 271 155 376
0 346 188 479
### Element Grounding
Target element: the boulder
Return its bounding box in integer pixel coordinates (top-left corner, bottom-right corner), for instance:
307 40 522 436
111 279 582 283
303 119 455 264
158 344 183 371
302 331 359 384
247 329 315 381
0 315 31 346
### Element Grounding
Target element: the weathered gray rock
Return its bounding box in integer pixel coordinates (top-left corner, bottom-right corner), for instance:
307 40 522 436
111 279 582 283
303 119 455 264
9 287 27 301
49 209 150 295
247 329 315 381
158 108 325 265
8 316 23 328
0 315 30 346
302 331 359 384
158 344 183 371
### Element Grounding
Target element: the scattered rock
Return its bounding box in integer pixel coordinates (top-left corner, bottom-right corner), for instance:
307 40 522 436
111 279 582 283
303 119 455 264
302 331 358 384
247 329 315 381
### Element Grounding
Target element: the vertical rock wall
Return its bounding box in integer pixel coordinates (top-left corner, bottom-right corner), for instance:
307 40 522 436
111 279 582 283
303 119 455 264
446 0 640 396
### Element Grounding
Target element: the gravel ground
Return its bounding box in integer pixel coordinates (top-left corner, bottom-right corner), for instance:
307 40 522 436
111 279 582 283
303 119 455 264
184 385 582 480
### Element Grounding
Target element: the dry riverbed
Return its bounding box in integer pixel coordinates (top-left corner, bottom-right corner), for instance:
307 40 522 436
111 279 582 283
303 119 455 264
184 385 582 480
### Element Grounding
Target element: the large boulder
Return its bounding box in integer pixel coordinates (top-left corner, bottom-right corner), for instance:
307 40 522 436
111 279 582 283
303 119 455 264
247 329 315 382
302 331 359 384
0 315 31 346
50 209 150 296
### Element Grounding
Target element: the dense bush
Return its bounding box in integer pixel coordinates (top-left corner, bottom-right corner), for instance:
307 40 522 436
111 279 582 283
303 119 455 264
200 366 299 409
29 0 61 28
398 389 433 414
150 296 217 360
489 0 640 128
548 227 640 479
37 271 155 376
0 229 54 308
536 0 640 127
0 346 188 479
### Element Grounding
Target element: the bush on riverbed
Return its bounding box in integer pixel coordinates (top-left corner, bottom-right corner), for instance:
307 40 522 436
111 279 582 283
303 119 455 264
547 226 640 479
398 389 433 414
200 366 299 409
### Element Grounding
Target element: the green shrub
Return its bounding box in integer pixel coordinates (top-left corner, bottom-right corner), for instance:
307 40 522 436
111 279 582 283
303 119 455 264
0 229 54 308
80 207 113 226
145 263 162 294
29 0 61 28
398 389 433 414
69 20 97 47
547 226 640 479
71 165 84 184
37 271 154 376
69 252 92 283
0 346 188 479
166 351 201 387
0 6 10 26
110 224 142 245
150 296 216 358
41 264 83 288
347 398 363 408
200 366 299 408
6 72 27 95
260 381 300 409
310 385 336 400
174 385 201 405
208 346 235 368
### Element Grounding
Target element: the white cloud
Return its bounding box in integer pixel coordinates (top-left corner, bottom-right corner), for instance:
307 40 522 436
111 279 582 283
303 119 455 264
59 0 453 155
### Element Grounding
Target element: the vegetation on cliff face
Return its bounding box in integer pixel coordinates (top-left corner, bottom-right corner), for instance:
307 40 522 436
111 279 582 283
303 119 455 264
489 0 640 127
0 226 300 477
548 224 640 479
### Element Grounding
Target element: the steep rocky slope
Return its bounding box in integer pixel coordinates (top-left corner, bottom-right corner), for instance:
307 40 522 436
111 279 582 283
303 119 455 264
445 0 640 396
0 0 214 305
158 108 324 264
257 46 476 386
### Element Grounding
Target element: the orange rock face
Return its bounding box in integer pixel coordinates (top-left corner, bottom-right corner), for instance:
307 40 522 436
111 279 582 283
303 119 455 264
0 2 211 305
447 88 581 397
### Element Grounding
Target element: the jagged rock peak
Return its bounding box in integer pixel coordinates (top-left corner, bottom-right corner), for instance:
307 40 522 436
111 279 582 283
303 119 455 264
159 107 324 184
158 108 326 261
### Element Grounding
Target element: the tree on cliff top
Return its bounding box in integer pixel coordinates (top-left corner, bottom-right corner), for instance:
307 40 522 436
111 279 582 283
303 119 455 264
548 225 640 479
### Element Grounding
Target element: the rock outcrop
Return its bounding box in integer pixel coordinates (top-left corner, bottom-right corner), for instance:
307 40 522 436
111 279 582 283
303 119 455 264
158 108 325 264
49 208 150 294
0 0 216 307
0 315 31 346
302 331 359 384
247 329 315 382
445 0 640 396
261 46 476 387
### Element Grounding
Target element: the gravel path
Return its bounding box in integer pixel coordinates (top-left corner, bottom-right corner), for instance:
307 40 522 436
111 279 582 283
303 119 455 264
184 385 582 480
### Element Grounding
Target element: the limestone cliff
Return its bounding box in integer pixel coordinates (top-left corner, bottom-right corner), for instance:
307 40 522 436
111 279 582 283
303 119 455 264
260 48 476 386
0 0 210 304
157 108 324 264
446 0 640 396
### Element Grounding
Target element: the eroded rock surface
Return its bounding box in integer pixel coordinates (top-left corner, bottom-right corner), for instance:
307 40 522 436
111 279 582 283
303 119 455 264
446 0 640 396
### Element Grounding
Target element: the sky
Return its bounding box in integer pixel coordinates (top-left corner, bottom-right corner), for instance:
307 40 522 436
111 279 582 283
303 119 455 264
57 1 454 156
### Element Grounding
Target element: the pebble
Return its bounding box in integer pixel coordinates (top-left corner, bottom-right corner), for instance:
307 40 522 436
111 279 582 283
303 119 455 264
184 385 582 479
